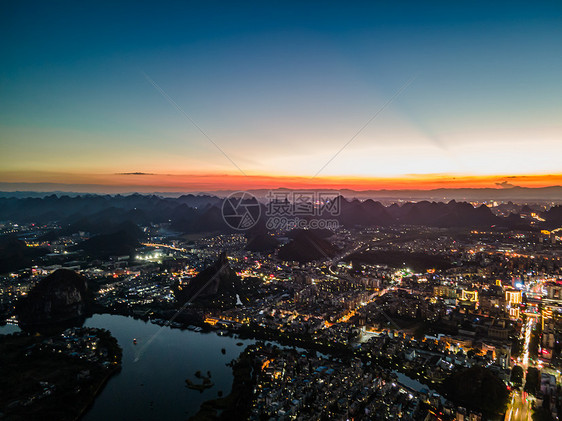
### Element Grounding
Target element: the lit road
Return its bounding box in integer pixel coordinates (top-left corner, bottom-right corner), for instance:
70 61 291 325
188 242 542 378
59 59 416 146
507 317 535 421
141 242 187 252
521 317 534 368
506 391 532 421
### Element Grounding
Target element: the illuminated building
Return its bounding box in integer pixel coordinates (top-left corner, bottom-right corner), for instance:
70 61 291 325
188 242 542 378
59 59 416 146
433 285 456 299
505 289 521 305
459 289 478 302
509 307 520 320
542 307 553 330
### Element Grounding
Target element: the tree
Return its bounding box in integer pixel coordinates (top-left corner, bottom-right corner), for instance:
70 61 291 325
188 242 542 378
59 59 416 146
510 365 524 386
525 367 540 395
512 338 523 358
529 328 541 360
441 366 509 416
467 348 481 359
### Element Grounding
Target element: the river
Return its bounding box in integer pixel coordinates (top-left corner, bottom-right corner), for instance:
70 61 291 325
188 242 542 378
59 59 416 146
392 370 446 404
1 314 261 420
83 314 263 420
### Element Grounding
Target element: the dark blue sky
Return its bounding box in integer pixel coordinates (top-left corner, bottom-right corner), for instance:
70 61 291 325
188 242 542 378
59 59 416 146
2 1 561 184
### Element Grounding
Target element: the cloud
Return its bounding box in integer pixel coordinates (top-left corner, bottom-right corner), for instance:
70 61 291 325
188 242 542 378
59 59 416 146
496 181 518 189
116 172 155 176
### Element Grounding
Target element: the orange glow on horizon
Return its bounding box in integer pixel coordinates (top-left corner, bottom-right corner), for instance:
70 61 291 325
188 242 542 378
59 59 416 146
1 171 561 192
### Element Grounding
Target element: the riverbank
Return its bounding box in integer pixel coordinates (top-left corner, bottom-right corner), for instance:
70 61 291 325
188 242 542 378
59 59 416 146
0 330 122 421
98 305 352 357
188 348 255 421
81 313 263 420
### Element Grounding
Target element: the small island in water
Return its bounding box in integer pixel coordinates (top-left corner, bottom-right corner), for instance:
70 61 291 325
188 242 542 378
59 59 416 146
186 370 214 391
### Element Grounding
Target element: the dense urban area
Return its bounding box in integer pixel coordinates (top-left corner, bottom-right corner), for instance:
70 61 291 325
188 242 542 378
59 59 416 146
1 193 562 420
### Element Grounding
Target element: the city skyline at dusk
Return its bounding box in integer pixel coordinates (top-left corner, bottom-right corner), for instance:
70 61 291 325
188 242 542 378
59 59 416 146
3 3 562 420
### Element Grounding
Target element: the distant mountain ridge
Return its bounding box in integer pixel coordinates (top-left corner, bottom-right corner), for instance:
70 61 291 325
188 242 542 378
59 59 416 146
386 200 499 227
236 186 562 202
0 193 560 240
1 184 561 201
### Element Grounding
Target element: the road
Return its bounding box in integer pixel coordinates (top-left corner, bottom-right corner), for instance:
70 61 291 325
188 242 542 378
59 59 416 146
506 391 532 421
506 317 535 421
521 317 534 368
141 242 187 252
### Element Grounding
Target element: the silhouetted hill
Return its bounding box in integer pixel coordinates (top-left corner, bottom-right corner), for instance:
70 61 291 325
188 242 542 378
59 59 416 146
543 205 562 228
0 236 48 274
16 269 93 327
176 194 222 208
437 202 498 227
0 193 550 235
171 205 232 233
246 233 280 252
387 200 499 227
498 213 530 230
495 201 520 215
278 229 338 263
74 222 144 257
174 252 250 308
337 198 394 226
0 193 219 227
331 198 500 228
191 206 229 233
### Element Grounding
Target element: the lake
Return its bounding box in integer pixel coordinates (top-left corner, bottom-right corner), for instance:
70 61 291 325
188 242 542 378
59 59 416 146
1 315 449 418
392 370 446 404
1 315 260 420
82 314 261 420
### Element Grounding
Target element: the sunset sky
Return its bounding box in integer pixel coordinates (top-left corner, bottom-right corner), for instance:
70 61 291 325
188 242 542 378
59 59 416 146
1 1 561 192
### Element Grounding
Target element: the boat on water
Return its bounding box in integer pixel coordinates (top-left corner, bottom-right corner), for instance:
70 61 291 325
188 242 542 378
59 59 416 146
133 338 137 345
